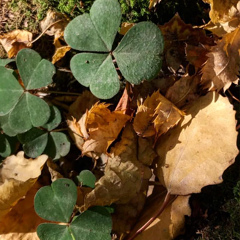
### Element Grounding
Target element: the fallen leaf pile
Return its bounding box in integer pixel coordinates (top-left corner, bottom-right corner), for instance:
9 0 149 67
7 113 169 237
0 0 240 240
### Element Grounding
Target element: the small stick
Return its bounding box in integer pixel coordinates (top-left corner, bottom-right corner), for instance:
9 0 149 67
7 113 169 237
27 19 63 46
127 192 175 240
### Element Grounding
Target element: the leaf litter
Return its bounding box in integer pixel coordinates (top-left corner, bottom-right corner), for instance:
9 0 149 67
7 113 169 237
0 1 240 239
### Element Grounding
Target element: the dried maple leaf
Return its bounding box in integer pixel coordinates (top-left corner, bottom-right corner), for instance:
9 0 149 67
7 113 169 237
133 91 184 138
0 30 32 58
203 0 240 36
155 92 238 195
0 152 48 219
68 102 130 158
201 27 240 91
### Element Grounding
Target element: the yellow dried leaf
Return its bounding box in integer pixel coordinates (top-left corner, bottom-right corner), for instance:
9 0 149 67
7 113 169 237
82 103 131 156
202 1 240 36
0 182 45 240
129 192 191 240
155 92 238 195
165 75 201 108
201 27 240 91
52 45 71 64
119 22 135 35
0 152 48 219
84 124 152 234
0 30 32 58
149 0 162 9
133 91 184 138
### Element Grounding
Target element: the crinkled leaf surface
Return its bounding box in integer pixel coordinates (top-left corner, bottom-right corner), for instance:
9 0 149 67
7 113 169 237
113 22 164 84
64 0 121 52
77 170 96 188
155 92 238 195
70 53 120 99
16 48 55 90
0 67 23 116
34 178 77 222
70 206 112 240
9 92 50 133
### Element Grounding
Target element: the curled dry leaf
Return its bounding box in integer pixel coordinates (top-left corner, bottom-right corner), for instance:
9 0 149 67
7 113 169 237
40 10 70 63
203 0 240 36
149 0 162 9
0 152 48 219
133 91 184 138
84 124 152 234
0 30 32 58
68 101 130 158
201 27 240 91
155 92 238 195
129 191 191 240
165 74 201 109
0 181 45 240
159 14 214 72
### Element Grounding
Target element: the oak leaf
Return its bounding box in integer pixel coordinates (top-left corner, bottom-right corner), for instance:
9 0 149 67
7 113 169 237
155 92 238 195
201 27 240 91
133 91 184 138
0 30 32 58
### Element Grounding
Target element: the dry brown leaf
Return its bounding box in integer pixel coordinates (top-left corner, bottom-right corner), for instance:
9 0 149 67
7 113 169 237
52 45 71 64
159 14 214 72
40 10 70 63
0 152 48 219
165 74 201 109
68 102 130 158
155 92 238 195
119 22 135 35
129 191 191 240
202 0 240 36
133 91 184 138
201 27 240 91
84 124 152 233
0 181 45 240
149 0 162 9
0 30 32 58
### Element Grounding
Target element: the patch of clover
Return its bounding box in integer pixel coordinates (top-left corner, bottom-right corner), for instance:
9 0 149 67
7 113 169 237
64 0 164 99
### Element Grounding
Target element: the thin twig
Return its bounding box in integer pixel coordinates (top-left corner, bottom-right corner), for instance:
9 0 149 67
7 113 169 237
27 19 63 46
127 192 176 240
227 89 240 103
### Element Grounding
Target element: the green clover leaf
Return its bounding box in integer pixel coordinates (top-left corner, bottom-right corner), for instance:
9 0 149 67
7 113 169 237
34 179 112 240
64 0 164 99
0 49 56 133
18 106 71 159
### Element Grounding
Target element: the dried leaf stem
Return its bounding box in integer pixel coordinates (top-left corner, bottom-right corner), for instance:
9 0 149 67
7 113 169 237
128 192 176 240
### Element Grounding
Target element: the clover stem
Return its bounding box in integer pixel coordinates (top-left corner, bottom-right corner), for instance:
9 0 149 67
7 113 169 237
38 91 82 96
127 192 176 240
51 128 68 132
